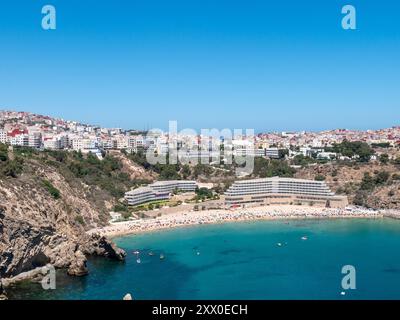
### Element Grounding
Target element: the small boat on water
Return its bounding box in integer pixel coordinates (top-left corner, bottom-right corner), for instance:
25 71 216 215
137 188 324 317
136 258 141 264
277 242 282 247
133 250 140 255
148 251 154 256
160 254 165 260
301 236 308 241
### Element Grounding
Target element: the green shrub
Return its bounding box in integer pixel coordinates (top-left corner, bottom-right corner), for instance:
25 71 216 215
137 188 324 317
113 203 128 212
0 143 8 162
375 171 390 185
121 211 132 220
360 172 376 191
379 153 389 164
42 179 61 199
314 174 326 181
74 215 85 225
1 157 24 177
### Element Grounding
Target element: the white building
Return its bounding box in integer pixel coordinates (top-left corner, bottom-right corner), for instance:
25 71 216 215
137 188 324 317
299 147 313 157
0 130 7 144
317 152 337 160
125 180 198 206
225 176 348 208
265 148 280 159
9 134 28 146
43 138 60 150
124 186 170 206
28 132 42 149
150 180 198 194
72 137 99 152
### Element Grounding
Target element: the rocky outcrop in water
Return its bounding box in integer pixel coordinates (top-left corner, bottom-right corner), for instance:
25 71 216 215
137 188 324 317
67 250 88 276
0 220 125 283
0 207 125 286
83 233 126 261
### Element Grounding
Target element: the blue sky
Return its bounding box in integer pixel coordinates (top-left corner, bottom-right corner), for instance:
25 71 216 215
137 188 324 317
0 0 399 132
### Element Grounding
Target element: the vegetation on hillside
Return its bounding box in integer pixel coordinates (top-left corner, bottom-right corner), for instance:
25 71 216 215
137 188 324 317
193 187 218 201
0 143 24 178
253 157 296 178
326 140 374 162
0 145 143 202
291 154 316 167
42 179 61 199
371 142 391 148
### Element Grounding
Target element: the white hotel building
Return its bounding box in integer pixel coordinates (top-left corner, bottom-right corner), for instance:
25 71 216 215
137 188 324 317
150 180 199 194
224 177 348 208
124 187 170 207
125 180 198 206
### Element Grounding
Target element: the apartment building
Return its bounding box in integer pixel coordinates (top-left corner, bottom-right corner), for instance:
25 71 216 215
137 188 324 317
43 137 60 150
0 130 7 144
150 180 198 194
101 138 114 150
72 137 98 151
9 134 28 146
28 132 42 149
125 180 198 206
234 148 266 157
125 135 146 153
265 148 281 159
225 176 348 208
43 135 69 150
124 187 170 206
114 136 128 150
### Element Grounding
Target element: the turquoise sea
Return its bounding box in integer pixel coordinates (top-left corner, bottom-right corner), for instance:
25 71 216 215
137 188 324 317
7 218 400 300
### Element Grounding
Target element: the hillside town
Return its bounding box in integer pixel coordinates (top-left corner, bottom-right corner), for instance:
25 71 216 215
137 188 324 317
1 110 399 162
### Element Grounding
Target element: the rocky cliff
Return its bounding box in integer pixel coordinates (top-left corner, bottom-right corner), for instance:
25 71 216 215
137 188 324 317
0 147 152 293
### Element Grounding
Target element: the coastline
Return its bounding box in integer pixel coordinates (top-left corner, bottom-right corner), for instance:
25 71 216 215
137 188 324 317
87 205 391 238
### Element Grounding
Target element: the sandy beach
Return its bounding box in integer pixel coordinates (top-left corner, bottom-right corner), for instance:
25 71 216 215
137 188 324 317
87 205 390 238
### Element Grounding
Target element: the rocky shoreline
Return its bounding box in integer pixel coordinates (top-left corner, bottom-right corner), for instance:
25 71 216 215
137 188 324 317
0 208 126 299
0 234 126 299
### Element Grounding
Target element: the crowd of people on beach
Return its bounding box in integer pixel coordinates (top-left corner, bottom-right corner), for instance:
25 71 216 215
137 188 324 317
88 205 385 237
